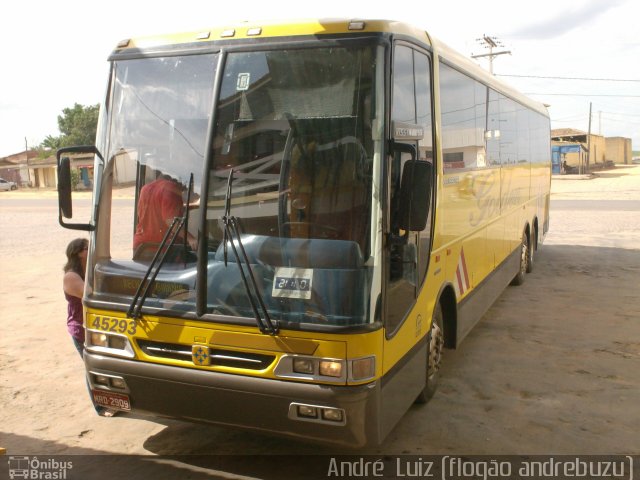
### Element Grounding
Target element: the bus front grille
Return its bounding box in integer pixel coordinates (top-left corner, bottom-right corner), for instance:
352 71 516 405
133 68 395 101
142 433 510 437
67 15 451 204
136 340 275 370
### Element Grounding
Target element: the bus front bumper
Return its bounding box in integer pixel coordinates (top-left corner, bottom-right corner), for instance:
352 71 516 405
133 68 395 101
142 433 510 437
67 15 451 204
84 352 381 448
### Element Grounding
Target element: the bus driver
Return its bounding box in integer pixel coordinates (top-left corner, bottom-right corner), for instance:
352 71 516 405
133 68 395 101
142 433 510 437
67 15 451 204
133 172 197 252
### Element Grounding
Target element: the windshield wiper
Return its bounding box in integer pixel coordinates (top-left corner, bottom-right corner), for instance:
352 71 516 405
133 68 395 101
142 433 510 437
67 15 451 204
222 169 279 335
127 174 194 320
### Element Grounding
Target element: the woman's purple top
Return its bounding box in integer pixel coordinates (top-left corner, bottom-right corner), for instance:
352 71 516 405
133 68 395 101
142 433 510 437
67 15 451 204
65 291 84 342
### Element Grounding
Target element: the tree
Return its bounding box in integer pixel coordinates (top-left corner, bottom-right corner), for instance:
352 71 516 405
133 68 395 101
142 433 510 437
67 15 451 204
38 103 99 151
41 134 62 151
58 103 99 146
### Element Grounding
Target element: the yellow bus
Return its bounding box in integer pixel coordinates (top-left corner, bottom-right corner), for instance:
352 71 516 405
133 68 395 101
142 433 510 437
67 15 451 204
57 19 550 447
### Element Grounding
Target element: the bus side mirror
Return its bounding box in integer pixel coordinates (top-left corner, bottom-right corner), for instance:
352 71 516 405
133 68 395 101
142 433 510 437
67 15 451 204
399 160 432 232
56 145 102 231
58 157 73 218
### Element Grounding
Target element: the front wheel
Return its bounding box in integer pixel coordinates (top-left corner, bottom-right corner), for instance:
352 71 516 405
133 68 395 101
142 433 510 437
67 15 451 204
415 302 444 404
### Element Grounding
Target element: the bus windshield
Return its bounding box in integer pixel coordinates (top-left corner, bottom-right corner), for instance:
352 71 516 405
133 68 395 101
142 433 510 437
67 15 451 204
92 42 384 330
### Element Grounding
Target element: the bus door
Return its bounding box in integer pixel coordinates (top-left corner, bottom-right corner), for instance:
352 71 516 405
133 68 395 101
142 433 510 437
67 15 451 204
385 43 435 335
380 43 435 438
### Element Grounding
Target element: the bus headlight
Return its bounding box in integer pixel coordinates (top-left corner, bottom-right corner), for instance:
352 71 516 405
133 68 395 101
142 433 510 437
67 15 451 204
89 332 108 348
297 405 318 418
108 335 127 350
289 402 346 426
321 408 344 422
276 355 376 383
86 330 135 358
275 355 346 382
319 360 343 377
94 374 110 386
293 358 315 374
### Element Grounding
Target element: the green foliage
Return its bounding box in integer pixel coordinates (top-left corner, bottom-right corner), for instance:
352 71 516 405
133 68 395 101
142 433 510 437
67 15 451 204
70 169 81 191
38 103 99 150
57 103 99 146
35 147 55 159
41 135 62 151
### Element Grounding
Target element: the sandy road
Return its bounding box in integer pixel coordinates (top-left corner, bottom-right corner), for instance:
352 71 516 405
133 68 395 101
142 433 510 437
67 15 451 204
1 166 639 465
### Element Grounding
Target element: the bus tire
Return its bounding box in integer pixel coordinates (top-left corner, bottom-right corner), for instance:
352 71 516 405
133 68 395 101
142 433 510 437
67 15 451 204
415 302 444 404
526 226 536 274
511 230 528 286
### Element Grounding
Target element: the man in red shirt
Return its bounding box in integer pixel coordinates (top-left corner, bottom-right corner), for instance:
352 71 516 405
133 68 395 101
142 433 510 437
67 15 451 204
133 174 189 250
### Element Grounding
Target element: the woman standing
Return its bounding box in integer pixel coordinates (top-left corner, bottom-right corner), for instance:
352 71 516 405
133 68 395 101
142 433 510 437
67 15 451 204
63 238 115 417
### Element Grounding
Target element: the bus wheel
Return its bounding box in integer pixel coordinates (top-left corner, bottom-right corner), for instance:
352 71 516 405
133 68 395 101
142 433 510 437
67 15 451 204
511 231 528 286
526 227 536 273
415 302 444 404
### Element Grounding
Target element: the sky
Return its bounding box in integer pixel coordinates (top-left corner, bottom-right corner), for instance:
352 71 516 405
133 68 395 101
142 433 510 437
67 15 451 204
1 0 638 157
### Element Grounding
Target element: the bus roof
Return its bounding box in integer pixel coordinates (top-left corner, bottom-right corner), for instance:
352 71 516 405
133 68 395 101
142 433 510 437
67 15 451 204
114 19 429 50
114 18 548 117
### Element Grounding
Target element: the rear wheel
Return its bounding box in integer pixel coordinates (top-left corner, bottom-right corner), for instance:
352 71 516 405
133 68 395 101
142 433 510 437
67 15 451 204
415 302 444 403
511 230 529 286
526 226 536 273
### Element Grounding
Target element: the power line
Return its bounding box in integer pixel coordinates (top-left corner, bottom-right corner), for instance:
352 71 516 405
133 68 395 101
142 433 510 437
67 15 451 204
600 116 640 125
553 117 588 123
525 92 640 98
471 35 511 75
497 74 640 82
600 111 640 118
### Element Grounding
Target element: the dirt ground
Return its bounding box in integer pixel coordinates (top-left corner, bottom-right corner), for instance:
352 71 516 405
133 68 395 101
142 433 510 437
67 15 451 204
1 166 639 460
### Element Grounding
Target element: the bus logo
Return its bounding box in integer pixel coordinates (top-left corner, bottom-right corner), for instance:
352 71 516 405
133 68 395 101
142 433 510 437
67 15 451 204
8 457 29 479
8 456 73 479
192 345 211 366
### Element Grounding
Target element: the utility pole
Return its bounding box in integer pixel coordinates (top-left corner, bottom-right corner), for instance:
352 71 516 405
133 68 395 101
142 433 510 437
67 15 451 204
25 137 32 187
471 35 511 74
586 102 592 174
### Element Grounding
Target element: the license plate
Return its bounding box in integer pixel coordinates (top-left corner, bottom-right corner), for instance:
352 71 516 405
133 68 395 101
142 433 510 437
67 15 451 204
91 390 131 411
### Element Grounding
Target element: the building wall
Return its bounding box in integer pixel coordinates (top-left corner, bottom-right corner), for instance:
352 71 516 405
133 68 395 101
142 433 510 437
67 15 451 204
606 137 632 164
588 135 606 166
